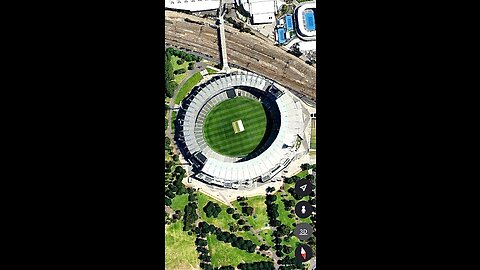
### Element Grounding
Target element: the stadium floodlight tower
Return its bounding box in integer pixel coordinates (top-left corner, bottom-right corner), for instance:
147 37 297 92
174 72 311 190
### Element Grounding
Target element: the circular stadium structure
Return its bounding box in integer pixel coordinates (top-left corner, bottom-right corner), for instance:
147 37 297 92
294 1 316 41
174 71 310 189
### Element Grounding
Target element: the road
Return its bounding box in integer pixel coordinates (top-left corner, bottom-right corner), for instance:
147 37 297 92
165 11 316 101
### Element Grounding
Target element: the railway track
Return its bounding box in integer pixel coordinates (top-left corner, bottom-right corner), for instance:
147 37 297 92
165 11 316 101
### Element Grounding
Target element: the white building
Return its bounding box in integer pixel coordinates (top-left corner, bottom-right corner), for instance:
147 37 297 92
165 0 220 12
237 0 280 24
298 41 316 52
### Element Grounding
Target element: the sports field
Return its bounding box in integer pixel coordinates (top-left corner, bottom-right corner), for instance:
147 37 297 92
203 97 267 157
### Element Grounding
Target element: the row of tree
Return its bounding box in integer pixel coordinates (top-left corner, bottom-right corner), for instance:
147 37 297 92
166 47 202 62
300 163 316 171
278 256 304 270
165 165 187 204
195 233 212 270
183 201 198 231
165 52 177 98
265 194 280 227
237 261 274 270
196 222 258 253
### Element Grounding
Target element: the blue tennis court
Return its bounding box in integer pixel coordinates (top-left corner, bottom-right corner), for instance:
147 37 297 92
285 15 293 30
304 10 315 31
277 28 286 44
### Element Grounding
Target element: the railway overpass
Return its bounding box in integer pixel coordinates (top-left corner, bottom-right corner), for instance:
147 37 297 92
165 10 316 102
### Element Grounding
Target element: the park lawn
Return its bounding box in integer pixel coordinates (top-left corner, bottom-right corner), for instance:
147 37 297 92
232 196 269 230
296 170 308 178
282 236 301 257
197 193 236 231
165 150 172 161
260 230 274 247
206 67 218 74
171 111 177 130
174 73 188 84
235 230 262 246
174 72 203 105
310 128 316 149
170 194 189 211
207 234 271 268
165 221 200 270
276 195 296 229
171 55 193 84
276 173 313 230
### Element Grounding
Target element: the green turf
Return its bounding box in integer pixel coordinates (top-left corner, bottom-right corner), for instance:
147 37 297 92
235 230 262 246
296 170 308 178
207 234 270 268
206 67 218 74
170 193 188 211
276 195 296 229
282 236 301 257
260 230 274 247
171 55 194 84
203 97 267 157
171 111 177 130
174 72 203 105
165 221 200 270
310 128 316 149
232 196 269 230
197 193 236 231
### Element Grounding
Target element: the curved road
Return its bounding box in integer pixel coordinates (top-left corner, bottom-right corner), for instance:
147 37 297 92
165 11 316 101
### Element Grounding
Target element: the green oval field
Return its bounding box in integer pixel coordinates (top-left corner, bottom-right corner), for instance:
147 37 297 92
203 97 267 157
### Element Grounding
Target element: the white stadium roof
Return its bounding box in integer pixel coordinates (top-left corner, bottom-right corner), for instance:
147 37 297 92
179 73 309 186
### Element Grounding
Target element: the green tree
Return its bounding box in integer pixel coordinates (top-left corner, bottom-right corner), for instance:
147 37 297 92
166 80 177 98
300 163 310 171
165 53 174 82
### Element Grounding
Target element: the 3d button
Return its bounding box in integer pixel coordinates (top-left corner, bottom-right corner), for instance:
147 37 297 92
294 201 313 218
294 178 312 197
293 222 313 241
295 244 313 262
